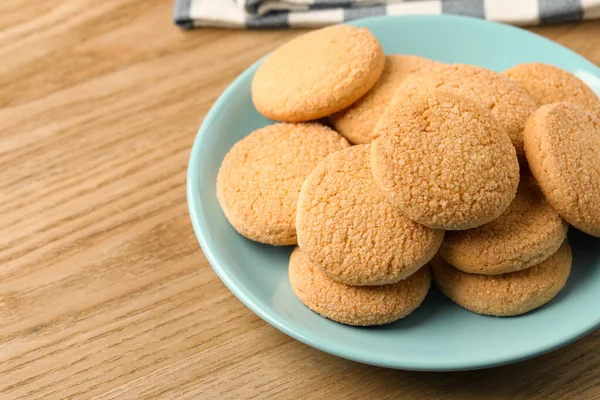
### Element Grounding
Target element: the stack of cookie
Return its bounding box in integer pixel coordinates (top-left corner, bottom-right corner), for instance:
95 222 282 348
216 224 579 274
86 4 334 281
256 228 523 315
216 25 600 326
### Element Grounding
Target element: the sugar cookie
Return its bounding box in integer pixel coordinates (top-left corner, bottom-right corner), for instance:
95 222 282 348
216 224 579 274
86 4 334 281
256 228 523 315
503 62 600 117
524 102 600 237
252 25 385 122
431 241 572 317
371 92 519 230
397 63 537 159
289 247 431 326
217 123 349 245
296 144 443 286
329 55 440 144
440 176 568 275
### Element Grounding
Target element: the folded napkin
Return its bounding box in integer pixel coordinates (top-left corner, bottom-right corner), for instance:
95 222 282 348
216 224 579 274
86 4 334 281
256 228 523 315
174 0 600 29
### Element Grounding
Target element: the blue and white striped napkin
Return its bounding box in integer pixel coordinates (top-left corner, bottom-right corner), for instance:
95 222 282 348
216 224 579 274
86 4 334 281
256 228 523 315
174 0 600 29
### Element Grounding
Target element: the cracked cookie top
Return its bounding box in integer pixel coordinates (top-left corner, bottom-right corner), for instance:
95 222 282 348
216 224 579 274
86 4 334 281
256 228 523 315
216 122 349 245
289 247 431 326
396 63 536 160
329 54 440 145
439 176 568 275
503 62 600 118
371 91 519 230
524 102 600 238
296 144 443 286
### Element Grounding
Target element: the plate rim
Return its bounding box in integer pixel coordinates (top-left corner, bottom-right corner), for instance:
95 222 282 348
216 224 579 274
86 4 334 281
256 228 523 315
187 14 600 371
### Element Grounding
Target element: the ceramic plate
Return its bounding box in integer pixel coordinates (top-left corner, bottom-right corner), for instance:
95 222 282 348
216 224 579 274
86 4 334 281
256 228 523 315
187 15 600 371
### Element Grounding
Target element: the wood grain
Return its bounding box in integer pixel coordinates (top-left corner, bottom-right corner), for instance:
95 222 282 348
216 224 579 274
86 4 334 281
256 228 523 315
1 1 599 398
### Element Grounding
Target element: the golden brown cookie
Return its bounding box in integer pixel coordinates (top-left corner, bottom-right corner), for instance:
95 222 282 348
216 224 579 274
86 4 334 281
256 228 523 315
397 63 537 159
296 144 443 286
217 123 349 245
252 25 385 122
431 240 572 317
371 92 520 230
524 102 600 237
503 62 600 117
289 247 431 326
439 176 568 275
329 55 440 144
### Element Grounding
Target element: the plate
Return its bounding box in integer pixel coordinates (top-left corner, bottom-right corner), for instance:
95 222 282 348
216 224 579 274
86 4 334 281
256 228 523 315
187 15 600 371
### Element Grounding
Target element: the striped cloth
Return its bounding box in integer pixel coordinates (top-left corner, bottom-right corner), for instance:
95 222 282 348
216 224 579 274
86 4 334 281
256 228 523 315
174 0 600 29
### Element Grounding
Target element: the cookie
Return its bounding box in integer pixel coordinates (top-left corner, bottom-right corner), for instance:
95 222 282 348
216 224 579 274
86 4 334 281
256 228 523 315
252 25 385 122
296 144 443 286
329 55 440 144
431 240 572 317
371 92 520 230
397 63 537 159
289 247 431 326
216 123 350 245
440 176 568 275
523 102 600 237
503 62 600 117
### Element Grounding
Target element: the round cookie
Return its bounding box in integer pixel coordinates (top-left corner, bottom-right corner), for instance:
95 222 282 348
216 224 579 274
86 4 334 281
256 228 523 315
503 62 600 117
289 247 431 326
252 25 385 122
440 176 568 275
371 92 520 230
216 123 349 245
329 55 440 144
397 63 537 159
524 102 600 237
296 144 443 286
431 240 572 317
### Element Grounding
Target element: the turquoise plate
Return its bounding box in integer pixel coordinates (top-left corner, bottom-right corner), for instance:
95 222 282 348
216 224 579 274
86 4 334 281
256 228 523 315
187 15 600 371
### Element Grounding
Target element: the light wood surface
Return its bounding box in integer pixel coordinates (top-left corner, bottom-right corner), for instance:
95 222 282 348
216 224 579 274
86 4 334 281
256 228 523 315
1 1 600 398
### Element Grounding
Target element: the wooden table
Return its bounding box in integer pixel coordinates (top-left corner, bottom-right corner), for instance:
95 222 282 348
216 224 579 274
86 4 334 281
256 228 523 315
2 1 600 398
